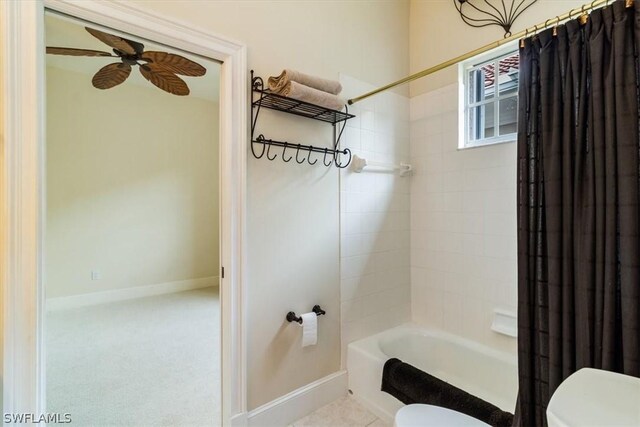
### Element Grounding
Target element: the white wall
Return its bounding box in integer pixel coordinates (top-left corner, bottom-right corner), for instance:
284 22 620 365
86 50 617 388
410 0 587 96
121 0 410 410
408 0 585 353
339 75 411 366
46 65 219 298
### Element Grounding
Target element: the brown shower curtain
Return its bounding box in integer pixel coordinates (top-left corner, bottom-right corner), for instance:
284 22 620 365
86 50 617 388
515 1 640 426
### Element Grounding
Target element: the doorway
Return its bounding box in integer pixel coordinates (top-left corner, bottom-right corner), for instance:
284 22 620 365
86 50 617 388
44 12 221 425
1 1 247 424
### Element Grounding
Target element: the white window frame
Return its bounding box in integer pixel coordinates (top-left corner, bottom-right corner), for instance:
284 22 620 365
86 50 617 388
459 43 519 149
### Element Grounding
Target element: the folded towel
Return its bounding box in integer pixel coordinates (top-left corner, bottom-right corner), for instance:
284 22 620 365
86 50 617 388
278 81 345 111
268 69 342 95
381 358 514 427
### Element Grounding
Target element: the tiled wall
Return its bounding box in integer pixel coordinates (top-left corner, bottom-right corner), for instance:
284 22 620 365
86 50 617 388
339 75 412 365
409 83 517 354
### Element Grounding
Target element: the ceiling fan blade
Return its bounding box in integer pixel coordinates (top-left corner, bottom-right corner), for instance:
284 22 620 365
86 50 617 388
140 51 207 76
46 47 114 57
139 63 190 96
92 62 132 90
85 27 139 55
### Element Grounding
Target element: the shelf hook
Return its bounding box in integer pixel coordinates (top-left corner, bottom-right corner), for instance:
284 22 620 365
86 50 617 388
323 148 332 167
307 146 318 165
266 140 277 161
282 142 293 162
251 134 267 159
334 148 352 169
295 144 306 164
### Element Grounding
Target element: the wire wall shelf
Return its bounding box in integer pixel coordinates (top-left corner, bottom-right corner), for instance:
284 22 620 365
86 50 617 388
250 70 355 168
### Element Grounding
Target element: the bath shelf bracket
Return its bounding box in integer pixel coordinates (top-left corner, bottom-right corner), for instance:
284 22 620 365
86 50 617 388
250 70 355 169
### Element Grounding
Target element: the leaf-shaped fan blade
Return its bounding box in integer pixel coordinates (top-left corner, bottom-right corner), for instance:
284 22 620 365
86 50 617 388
139 63 190 96
92 62 132 90
46 47 114 57
85 27 137 55
141 51 206 76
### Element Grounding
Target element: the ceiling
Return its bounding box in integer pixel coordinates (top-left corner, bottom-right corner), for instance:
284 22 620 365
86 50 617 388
45 13 220 102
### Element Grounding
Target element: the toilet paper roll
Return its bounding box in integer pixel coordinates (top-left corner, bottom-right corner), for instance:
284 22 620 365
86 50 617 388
300 312 318 347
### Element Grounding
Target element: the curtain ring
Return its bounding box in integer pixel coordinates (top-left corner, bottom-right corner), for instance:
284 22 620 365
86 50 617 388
520 27 529 48
552 15 560 36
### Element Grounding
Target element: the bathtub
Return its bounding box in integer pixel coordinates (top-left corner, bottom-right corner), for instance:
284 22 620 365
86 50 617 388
347 324 518 423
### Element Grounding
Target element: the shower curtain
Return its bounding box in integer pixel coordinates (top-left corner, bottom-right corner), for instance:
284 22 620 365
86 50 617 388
515 1 640 426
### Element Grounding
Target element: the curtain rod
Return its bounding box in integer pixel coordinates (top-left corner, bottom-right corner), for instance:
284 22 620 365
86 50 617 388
347 0 631 105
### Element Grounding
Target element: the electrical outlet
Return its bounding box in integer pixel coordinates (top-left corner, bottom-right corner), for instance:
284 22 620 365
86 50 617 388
91 270 101 280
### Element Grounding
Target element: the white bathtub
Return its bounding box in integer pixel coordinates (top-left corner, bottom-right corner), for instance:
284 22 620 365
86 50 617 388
347 324 518 423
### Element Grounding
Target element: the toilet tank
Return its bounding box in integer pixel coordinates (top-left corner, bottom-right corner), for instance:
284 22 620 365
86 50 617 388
547 368 640 427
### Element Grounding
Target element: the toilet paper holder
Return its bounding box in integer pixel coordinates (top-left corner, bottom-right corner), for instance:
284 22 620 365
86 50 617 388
286 305 326 324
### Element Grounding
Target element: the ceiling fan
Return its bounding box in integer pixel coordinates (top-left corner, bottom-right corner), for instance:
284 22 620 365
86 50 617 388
46 27 206 96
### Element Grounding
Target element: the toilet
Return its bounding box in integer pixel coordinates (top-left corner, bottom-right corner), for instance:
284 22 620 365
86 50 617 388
547 368 640 427
393 404 490 427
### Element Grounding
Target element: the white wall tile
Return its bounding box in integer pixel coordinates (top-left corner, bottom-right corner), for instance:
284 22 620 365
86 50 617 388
340 76 411 367
410 82 517 354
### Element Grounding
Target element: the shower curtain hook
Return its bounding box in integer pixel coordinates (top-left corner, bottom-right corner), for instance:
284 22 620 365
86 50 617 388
307 146 318 165
282 142 293 162
579 4 589 25
553 15 560 36
521 26 530 48
295 144 305 164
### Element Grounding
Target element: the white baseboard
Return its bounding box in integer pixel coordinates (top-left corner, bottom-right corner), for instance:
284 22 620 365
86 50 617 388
46 276 219 311
230 412 248 427
247 370 348 427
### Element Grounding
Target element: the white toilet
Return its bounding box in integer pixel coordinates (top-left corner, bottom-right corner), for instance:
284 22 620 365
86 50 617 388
393 404 490 427
547 368 640 427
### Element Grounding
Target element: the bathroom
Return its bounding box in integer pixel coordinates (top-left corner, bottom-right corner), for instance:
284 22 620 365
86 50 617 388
1 1 639 426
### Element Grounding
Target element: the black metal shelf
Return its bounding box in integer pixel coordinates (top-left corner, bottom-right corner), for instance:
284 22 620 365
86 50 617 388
250 70 355 168
252 90 354 125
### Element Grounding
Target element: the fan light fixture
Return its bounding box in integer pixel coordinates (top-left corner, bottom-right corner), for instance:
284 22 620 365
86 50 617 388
454 0 538 37
47 27 207 96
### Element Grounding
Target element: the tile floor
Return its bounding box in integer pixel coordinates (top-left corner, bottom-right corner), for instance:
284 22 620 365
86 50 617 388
292 396 390 427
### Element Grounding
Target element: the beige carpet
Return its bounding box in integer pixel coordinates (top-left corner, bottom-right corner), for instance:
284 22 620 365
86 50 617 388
46 287 220 426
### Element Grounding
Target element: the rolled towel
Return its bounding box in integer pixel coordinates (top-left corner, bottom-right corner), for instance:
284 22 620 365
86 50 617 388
279 81 346 111
381 358 514 427
268 69 342 95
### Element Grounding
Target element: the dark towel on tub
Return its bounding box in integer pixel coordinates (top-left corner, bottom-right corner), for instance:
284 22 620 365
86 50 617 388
381 358 513 427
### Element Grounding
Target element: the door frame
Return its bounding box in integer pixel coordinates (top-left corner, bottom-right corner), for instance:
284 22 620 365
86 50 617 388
0 0 248 424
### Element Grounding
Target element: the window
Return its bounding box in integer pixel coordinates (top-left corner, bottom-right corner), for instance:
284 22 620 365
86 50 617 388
461 48 519 148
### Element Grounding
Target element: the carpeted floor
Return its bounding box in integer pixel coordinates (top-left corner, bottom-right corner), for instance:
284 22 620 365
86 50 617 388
46 287 220 426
